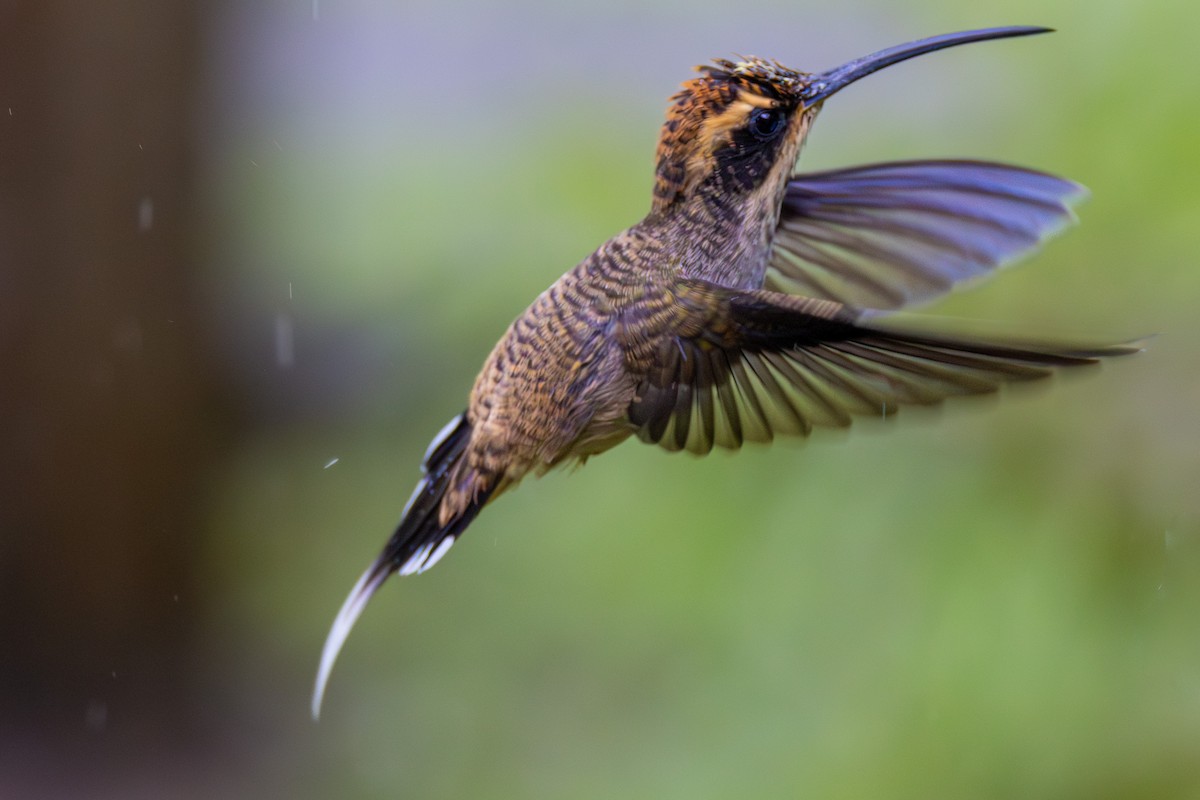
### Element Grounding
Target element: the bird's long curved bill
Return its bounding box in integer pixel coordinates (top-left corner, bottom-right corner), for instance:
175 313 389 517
803 26 1051 104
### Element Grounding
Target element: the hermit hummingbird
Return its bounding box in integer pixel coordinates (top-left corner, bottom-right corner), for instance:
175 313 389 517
312 26 1138 716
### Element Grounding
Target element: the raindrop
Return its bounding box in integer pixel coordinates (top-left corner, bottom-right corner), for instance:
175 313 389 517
138 197 154 232
275 313 295 368
85 700 108 732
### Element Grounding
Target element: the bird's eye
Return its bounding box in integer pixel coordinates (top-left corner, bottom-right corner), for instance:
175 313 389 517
748 108 786 141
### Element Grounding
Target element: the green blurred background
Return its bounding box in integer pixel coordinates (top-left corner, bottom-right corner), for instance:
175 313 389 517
3 1 1198 797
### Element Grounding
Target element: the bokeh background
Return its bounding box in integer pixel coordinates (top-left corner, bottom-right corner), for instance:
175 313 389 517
3 1 1198 797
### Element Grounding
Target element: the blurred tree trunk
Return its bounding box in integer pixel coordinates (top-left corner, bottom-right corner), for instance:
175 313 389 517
0 1 224 793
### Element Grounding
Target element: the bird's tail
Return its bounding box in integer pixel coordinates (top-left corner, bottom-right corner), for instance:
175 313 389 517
312 412 494 718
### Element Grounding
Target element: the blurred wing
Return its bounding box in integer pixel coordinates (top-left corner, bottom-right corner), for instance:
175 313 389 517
769 160 1086 310
629 281 1134 456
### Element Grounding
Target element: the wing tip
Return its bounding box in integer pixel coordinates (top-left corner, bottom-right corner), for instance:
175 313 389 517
1086 334 1156 358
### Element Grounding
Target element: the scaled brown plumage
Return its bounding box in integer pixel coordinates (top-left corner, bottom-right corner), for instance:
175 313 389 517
313 27 1141 717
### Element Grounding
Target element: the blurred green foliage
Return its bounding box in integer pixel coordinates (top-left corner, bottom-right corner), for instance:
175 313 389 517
204 3 1198 797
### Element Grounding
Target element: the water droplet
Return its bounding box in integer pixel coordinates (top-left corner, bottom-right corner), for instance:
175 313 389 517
275 313 295 368
85 700 108 732
138 197 153 231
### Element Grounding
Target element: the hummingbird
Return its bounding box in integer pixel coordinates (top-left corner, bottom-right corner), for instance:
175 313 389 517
312 26 1138 716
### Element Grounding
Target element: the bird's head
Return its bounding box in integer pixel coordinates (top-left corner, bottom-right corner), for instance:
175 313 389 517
650 26 1052 216
651 57 811 215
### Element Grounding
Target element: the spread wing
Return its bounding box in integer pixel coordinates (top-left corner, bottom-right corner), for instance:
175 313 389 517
628 280 1135 455
769 160 1086 310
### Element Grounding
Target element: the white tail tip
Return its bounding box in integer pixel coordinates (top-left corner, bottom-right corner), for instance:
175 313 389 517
311 561 389 720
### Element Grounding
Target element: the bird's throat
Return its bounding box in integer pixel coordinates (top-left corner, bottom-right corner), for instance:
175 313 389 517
652 110 813 289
